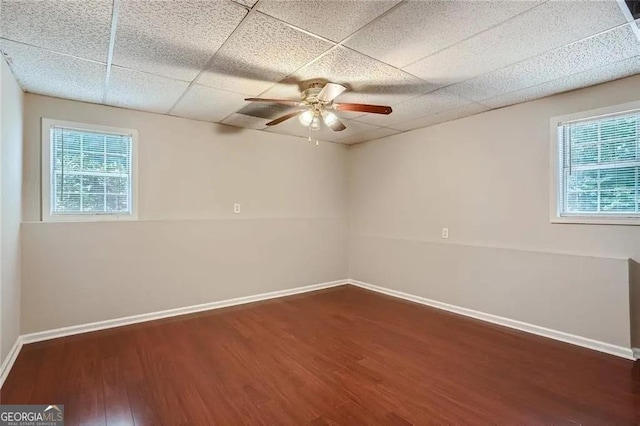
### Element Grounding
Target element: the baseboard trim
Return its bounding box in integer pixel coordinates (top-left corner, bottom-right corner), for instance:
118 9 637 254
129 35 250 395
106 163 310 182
349 279 635 361
21 279 349 345
0 336 24 389
7 277 634 388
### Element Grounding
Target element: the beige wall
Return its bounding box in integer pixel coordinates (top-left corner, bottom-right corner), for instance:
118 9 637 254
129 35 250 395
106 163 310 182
350 235 630 346
22 218 346 333
348 75 640 348
24 95 348 222
21 95 348 334
630 258 640 349
1 58 24 364
20 76 640 349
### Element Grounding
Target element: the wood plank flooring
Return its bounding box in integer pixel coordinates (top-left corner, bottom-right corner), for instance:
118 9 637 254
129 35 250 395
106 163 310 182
2 285 639 424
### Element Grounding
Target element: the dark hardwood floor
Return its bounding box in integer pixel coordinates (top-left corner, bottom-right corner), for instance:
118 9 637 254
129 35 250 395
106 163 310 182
2 285 639 424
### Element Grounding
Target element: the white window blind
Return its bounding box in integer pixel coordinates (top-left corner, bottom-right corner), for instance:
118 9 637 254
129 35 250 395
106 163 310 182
50 126 133 216
557 110 640 218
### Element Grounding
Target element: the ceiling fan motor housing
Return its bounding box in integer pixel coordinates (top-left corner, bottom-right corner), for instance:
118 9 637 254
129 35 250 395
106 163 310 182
301 86 328 118
302 86 326 104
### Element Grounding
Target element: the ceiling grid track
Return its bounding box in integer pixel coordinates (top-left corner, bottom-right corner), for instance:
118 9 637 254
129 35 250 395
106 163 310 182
102 0 121 104
477 55 640 108
399 0 551 70
2 0 639 144
216 0 412 124
245 0 632 130
217 0 637 138
166 0 267 114
616 0 640 42
368 19 637 118
254 1 413 95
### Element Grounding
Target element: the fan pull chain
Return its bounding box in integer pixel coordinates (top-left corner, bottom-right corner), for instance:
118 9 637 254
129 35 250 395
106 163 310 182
306 123 319 146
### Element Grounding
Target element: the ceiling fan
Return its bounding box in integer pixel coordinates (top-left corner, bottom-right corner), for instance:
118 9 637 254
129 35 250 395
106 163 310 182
244 80 392 142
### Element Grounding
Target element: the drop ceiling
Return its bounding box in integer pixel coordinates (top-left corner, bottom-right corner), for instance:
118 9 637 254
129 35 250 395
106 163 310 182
1 0 639 145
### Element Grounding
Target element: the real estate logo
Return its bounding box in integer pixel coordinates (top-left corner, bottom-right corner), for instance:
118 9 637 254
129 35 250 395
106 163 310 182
0 405 64 426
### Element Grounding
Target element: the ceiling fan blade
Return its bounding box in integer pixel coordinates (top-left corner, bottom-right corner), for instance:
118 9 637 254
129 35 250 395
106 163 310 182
245 97 302 107
323 114 347 132
317 83 347 103
333 103 392 115
266 111 303 126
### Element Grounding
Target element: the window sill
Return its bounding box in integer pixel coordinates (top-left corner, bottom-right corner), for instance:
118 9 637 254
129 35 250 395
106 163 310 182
551 216 640 226
43 214 138 223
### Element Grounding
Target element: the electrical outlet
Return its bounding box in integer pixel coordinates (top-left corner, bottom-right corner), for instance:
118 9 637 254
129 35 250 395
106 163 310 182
442 227 449 239
234 203 241 214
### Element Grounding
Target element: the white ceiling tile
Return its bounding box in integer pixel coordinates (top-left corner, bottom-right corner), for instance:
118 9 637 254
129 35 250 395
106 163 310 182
355 87 472 127
113 1 246 82
2 0 637 135
259 46 436 107
337 127 400 145
449 24 640 103
404 0 627 85
222 113 269 130
481 57 640 109
0 39 105 103
258 0 402 42
344 0 541 68
390 103 491 132
106 67 189 114
197 12 334 95
171 85 249 122
252 83 304 102
0 0 112 62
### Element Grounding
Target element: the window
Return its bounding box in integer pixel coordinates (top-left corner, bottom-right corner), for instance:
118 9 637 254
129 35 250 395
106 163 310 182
42 119 138 221
552 102 640 225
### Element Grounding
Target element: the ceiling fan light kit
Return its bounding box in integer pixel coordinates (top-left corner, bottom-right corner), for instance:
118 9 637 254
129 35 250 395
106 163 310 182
322 111 339 127
244 80 393 145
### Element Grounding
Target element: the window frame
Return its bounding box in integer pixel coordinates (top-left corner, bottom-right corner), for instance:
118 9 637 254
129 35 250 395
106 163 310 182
550 100 640 226
41 118 139 222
